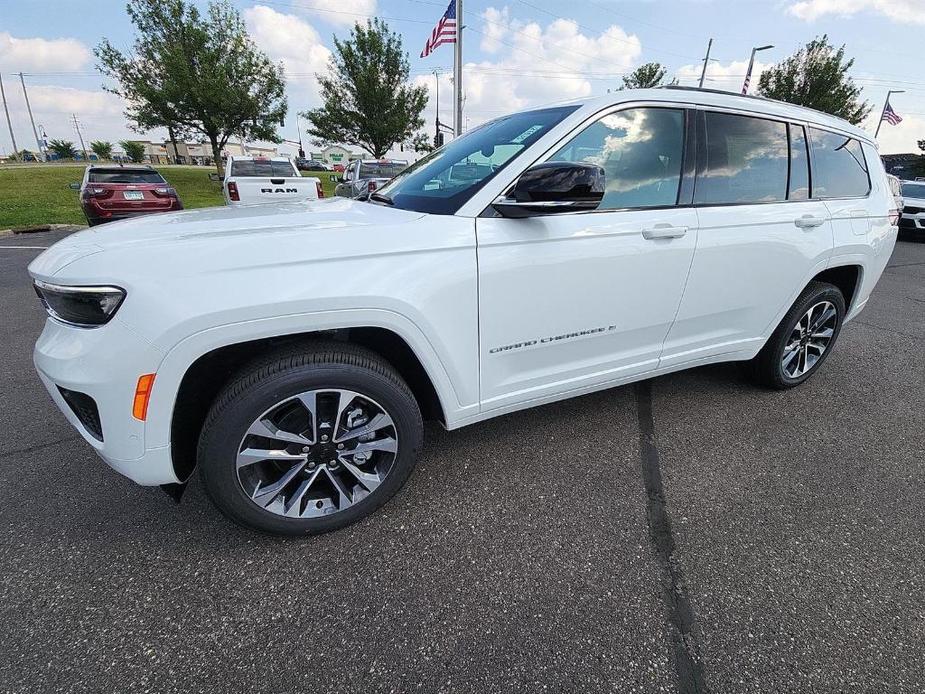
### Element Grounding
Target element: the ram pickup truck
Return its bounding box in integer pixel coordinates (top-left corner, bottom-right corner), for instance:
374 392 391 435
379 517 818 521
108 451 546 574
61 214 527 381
29 88 898 537
222 155 322 206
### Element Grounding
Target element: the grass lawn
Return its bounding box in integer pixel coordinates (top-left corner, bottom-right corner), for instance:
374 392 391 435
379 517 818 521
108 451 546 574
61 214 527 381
0 163 338 230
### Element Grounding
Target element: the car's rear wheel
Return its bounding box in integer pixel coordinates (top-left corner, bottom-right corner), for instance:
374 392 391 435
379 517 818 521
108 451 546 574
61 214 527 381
198 342 423 535
751 281 846 389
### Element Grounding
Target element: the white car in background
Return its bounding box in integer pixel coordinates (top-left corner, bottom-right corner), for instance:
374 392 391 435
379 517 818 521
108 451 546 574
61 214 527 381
29 87 897 536
221 155 322 206
898 180 925 237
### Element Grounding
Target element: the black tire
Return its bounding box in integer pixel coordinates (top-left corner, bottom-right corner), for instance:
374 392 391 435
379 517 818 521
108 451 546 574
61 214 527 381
197 341 423 536
750 281 846 389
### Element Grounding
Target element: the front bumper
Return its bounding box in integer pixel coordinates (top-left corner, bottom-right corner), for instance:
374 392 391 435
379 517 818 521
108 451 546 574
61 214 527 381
33 316 180 485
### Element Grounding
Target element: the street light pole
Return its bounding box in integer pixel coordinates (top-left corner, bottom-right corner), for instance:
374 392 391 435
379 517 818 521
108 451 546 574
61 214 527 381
0 73 21 161
874 89 905 139
19 73 44 161
742 44 773 95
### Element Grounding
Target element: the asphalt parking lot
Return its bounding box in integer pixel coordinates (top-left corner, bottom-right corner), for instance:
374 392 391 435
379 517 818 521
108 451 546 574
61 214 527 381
1 230 923 694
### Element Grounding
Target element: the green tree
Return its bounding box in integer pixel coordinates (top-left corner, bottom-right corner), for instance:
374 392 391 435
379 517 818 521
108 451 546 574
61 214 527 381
90 141 113 160
120 140 146 163
303 19 427 158
621 62 676 90
48 139 77 160
918 139 924 154
757 35 871 125
96 0 287 175
410 132 434 154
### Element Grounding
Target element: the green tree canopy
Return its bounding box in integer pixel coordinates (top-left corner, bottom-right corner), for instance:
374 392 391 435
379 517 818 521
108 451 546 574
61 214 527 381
90 141 113 160
757 35 871 125
303 19 427 158
96 0 287 174
621 63 676 90
48 139 77 160
918 139 924 154
120 140 146 163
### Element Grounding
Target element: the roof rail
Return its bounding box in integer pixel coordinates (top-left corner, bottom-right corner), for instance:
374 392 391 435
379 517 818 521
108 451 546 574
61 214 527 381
658 84 772 104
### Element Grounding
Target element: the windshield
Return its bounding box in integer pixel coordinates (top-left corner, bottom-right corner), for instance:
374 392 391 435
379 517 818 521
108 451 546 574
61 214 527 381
360 162 407 178
88 169 165 184
377 105 580 215
230 160 297 177
901 182 925 198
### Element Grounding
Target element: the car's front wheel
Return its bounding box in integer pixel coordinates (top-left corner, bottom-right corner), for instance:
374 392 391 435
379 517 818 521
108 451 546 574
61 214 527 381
751 281 846 389
198 342 423 535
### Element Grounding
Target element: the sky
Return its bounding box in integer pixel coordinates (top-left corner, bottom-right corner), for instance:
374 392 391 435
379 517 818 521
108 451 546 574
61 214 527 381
0 0 923 158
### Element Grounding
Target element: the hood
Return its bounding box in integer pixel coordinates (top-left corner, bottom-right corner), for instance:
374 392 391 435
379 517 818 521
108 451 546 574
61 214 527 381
29 197 425 278
904 195 925 208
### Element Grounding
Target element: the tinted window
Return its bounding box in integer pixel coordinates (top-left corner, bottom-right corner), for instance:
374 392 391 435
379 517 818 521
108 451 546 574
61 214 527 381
359 162 407 178
230 160 298 177
809 129 869 198
377 105 579 215
789 124 810 200
88 169 165 184
901 182 925 198
695 112 788 204
547 107 685 210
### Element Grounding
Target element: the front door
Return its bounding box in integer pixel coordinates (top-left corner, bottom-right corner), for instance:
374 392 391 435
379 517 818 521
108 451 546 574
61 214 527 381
477 106 698 411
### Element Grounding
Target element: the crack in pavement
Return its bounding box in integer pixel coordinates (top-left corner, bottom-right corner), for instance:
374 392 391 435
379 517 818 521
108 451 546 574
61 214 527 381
0 435 82 460
635 379 709 694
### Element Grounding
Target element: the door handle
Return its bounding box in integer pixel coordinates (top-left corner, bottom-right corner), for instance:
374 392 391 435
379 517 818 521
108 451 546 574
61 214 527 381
794 214 826 229
641 225 688 240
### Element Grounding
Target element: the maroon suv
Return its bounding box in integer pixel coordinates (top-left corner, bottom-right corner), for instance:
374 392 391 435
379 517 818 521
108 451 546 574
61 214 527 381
74 165 183 226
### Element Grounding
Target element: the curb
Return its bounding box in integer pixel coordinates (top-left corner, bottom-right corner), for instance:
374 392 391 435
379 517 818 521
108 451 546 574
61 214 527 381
0 224 87 237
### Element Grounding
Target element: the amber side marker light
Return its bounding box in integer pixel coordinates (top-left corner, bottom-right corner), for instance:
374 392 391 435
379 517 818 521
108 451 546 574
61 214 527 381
133 374 156 421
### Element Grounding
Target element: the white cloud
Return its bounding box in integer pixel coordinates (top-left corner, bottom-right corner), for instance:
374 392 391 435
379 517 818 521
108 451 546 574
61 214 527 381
675 59 770 92
286 0 378 27
787 0 925 24
244 5 333 110
0 32 92 73
416 7 642 130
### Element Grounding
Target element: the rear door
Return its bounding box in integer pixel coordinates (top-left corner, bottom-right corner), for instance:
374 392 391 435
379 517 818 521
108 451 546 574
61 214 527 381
661 110 834 368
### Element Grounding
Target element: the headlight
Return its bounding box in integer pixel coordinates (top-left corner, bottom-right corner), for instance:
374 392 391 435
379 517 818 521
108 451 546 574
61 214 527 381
33 280 126 328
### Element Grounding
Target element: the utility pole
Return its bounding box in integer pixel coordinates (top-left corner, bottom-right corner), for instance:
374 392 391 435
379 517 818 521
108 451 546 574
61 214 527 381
19 73 43 161
875 89 905 138
453 0 463 136
698 38 713 89
0 73 21 161
742 44 773 95
72 113 89 161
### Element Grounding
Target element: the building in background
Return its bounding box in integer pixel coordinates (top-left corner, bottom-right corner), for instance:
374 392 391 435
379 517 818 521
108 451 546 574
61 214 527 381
129 140 279 165
310 145 363 169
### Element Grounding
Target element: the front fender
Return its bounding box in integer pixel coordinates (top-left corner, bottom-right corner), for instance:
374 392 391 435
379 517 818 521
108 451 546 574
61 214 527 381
142 308 479 450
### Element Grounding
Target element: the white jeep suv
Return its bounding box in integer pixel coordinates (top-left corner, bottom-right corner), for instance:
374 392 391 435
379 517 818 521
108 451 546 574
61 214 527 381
30 88 898 535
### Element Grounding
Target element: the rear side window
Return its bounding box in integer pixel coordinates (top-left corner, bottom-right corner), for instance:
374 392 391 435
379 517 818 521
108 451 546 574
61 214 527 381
788 124 810 201
88 169 165 184
230 160 297 177
360 162 406 178
808 129 869 198
548 107 685 210
695 112 789 205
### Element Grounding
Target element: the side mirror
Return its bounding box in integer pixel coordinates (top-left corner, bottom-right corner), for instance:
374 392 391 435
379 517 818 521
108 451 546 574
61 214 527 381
68 182 81 190
209 172 221 181
492 162 604 218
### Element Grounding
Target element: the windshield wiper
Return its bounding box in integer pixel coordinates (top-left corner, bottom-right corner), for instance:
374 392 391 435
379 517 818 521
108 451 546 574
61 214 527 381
369 192 394 205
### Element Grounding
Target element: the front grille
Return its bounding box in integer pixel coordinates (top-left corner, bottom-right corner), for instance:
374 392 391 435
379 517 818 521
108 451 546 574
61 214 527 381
58 387 103 441
904 206 923 215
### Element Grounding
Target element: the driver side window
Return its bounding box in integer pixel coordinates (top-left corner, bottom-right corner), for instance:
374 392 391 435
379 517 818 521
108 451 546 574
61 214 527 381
548 107 685 210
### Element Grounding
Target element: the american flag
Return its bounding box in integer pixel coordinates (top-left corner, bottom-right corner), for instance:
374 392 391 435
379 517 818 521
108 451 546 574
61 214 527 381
882 102 903 126
421 0 456 58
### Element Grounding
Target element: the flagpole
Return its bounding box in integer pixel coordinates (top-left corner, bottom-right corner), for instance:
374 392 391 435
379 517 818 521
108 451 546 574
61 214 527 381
874 89 904 139
454 0 463 137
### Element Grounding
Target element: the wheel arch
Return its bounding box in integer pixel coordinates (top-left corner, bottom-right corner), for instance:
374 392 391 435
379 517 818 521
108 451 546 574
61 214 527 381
811 263 863 313
157 321 457 484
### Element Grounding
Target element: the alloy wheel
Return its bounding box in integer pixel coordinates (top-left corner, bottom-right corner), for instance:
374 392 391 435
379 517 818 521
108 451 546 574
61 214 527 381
781 300 838 379
235 389 399 518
